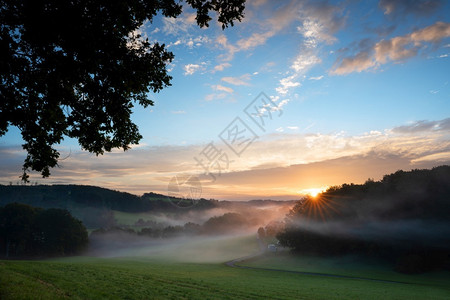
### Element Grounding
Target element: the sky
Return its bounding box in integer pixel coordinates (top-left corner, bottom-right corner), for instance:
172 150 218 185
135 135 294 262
1 0 450 200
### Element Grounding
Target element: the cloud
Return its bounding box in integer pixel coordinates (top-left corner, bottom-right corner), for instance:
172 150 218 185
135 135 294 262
205 93 227 101
309 75 324 80
275 75 301 95
212 85 234 94
221 74 251 86
216 34 237 61
183 63 207 75
379 0 443 16
169 35 210 49
392 118 450 133
332 22 450 75
213 63 231 72
275 51 321 95
171 110 186 114
236 31 275 51
297 0 346 47
272 0 345 97
162 13 196 36
2 118 449 200
291 53 322 73
216 1 301 61
332 51 375 75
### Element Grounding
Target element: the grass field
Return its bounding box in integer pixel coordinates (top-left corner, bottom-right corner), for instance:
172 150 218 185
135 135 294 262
1 236 450 299
239 251 450 287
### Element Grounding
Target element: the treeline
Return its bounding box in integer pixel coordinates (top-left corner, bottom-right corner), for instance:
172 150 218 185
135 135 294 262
91 212 261 240
0 203 88 258
0 185 217 213
277 166 450 274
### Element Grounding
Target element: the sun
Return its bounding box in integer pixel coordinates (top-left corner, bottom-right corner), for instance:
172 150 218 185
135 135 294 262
299 187 328 198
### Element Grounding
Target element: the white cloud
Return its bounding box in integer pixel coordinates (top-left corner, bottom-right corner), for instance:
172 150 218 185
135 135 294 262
213 63 231 72
163 13 196 36
216 1 301 61
4 119 449 199
183 62 206 75
221 74 251 86
309 75 324 80
171 110 186 114
205 93 227 101
184 64 201 75
291 53 322 73
276 75 301 95
212 85 234 93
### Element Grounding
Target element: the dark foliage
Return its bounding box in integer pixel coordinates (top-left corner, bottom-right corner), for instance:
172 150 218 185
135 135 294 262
0 203 88 258
0 184 220 214
0 0 245 180
277 166 450 273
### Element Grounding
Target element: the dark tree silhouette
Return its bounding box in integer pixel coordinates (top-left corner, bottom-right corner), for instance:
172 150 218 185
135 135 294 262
277 166 450 273
0 0 245 181
34 208 88 256
0 203 88 257
0 203 38 257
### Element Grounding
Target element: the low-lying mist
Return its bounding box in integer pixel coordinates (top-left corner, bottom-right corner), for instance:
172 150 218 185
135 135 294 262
277 167 450 273
86 200 293 262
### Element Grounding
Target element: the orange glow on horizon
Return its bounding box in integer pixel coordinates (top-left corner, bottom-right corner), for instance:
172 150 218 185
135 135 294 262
299 187 328 198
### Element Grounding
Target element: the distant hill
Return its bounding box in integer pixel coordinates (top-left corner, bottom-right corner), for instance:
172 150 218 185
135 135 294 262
277 165 450 273
0 185 213 212
0 184 295 213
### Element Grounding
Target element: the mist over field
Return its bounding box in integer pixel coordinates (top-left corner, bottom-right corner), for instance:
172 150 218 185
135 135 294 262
86 200 293 261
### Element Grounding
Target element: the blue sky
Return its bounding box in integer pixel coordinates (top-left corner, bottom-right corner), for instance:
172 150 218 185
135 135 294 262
1 0 450 200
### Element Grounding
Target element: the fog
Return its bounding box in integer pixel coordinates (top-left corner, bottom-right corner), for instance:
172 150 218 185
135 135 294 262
86 201 293 262
290 218 450 249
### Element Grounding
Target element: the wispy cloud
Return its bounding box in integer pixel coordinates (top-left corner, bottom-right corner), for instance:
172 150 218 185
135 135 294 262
205 93 227 101
379 0 443 16
216 1 301 61
309 75 324 80
162 13 196 36
2 119 449 199
212 84 234 94
213 62 231 72
392 118 450 133
274 1 344 96
221 74 251 86
332 22 450 75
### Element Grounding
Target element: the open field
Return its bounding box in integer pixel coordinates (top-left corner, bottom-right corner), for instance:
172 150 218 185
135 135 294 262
2 235 450 299
239 251 450 288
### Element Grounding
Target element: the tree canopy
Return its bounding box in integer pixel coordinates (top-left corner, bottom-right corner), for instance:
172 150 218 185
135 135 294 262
277 166 450 273
0 0 245 180
0 203 88 257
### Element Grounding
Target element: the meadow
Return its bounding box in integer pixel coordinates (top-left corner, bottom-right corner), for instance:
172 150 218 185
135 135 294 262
2 235 450 299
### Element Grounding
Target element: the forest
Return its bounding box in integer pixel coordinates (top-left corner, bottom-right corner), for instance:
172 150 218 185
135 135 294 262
277 165 450 273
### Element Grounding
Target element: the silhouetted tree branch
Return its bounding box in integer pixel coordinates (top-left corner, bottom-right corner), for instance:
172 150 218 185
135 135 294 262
0 0 245 181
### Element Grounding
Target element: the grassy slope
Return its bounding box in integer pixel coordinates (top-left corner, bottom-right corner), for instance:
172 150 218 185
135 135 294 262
1 235 450 299
2 257 450 300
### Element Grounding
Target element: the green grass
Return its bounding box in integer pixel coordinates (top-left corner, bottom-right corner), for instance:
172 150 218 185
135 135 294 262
239 251 450 291
1 236 450 299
